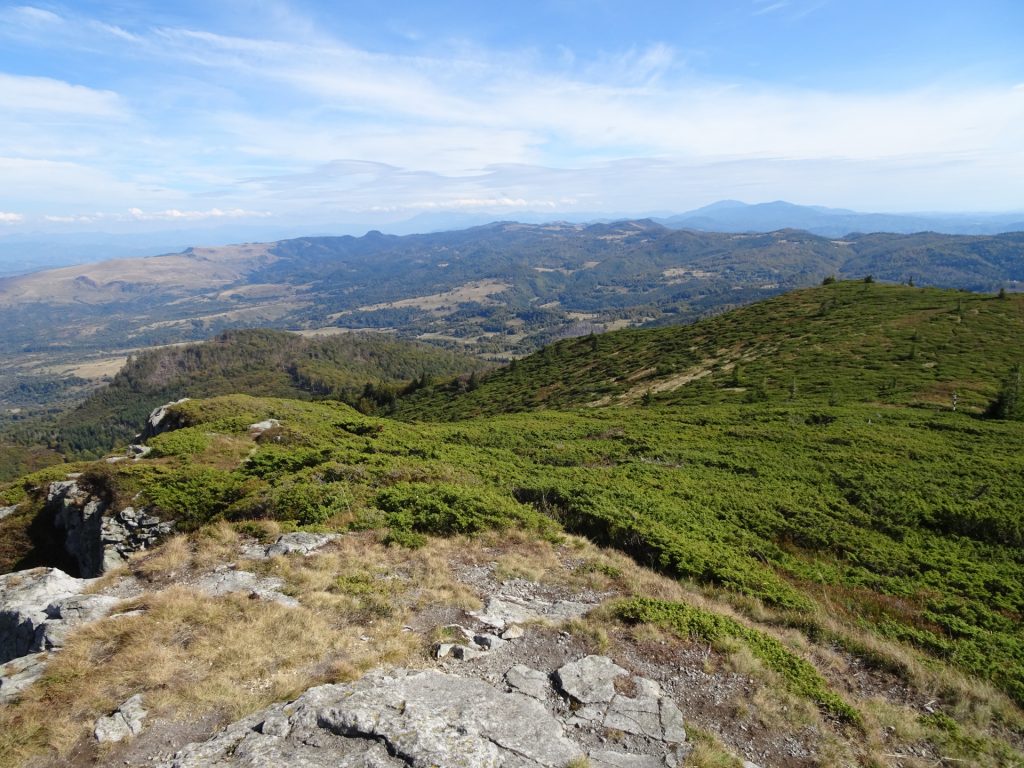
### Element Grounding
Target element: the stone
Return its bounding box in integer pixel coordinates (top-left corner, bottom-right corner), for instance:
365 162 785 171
0 652 48 702
743 762 763 768
160 669 581 768
95 694 147 743
265 532 338 558
501 624 525 640
450 644 485 660
554 655 629 705
505 664 551 699
473 633 507 651
45 481 173 577
195 569 299 607
127 444 152 459
34 593 120 651
0 504 19 521
1 568 93 663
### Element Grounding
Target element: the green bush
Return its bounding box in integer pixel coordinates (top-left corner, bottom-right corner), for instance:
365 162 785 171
375 481 552 540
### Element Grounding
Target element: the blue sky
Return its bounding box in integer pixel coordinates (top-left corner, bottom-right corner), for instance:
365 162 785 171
1 0 1022 236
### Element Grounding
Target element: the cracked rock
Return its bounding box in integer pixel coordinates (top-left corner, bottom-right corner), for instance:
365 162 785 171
160 669 582 768
95 694 148 743
555 655 629 704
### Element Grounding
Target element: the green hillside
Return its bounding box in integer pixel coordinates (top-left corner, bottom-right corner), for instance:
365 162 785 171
397 281 1024 420
4 279 1024 765
4 393 1023 747
33 329 483 458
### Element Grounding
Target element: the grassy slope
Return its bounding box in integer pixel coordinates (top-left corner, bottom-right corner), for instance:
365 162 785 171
397 282 1024 420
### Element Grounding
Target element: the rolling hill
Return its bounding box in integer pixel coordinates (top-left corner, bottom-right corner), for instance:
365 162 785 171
396 281 1024 420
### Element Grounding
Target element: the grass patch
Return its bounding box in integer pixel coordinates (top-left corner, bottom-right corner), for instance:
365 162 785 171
615 596 861 724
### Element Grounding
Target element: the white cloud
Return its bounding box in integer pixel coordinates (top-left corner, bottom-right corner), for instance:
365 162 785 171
127 207 272 221
0 212 23 223
0 73 124 117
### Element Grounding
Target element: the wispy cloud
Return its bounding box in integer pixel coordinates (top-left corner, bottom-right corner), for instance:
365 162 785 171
0 3 1021 229
0 212 24 224
0 73 125 117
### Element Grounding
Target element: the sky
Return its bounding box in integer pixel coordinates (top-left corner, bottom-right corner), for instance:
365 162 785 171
1 0 1023 239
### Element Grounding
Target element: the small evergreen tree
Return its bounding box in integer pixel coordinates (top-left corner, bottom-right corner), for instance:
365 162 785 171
985 364 1023 420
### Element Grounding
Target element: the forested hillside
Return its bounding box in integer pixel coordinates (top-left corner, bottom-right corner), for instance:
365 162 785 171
19 329 482 459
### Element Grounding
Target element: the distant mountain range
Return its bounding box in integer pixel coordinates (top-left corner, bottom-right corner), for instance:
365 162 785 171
3 201 1022 275
657 200 1024 237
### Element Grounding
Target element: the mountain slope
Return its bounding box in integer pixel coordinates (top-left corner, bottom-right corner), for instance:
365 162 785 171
1 223 1022 371
397 282 1024 420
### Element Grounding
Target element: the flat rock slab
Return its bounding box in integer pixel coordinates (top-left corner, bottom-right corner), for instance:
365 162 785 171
469 594 593 631
194 569 299 607
555 654 629 704
505 664 551 699
161 669 583 768
95 693 148 743
558 657 686 745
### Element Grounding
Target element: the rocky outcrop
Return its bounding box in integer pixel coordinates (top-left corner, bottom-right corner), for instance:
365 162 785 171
95 694 148 743
159 657 689 767
46 479 173 577
0 504 18 521
161 669 582 768
139 398 191 440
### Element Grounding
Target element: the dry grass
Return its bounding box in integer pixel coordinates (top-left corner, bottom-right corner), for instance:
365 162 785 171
685 727 744 768
0 526 486 767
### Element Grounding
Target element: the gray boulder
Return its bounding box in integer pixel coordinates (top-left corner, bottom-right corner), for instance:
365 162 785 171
0 504 18 521
140 398 190 440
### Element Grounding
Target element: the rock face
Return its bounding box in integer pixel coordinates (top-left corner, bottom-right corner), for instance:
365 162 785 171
0 567 95 663
46 480 173 577
160 658 688 768
95 694 148 743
